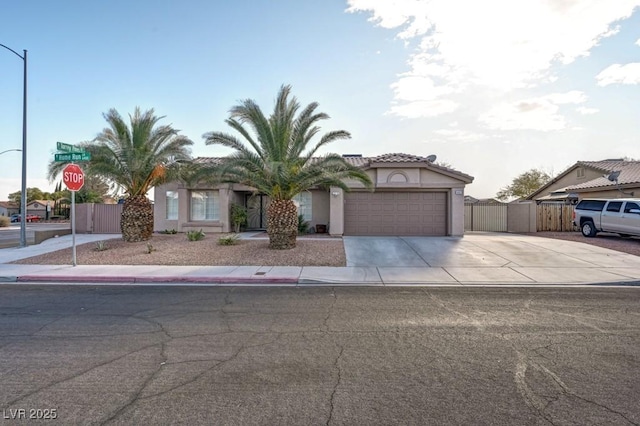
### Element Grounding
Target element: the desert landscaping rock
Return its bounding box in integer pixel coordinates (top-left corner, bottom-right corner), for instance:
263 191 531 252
11 234 346 267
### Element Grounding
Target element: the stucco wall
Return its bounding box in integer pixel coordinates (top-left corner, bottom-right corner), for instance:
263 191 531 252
450 188 465 236
154 183 180 232
329 186 344 236
507 202 537 233
309 190 330 231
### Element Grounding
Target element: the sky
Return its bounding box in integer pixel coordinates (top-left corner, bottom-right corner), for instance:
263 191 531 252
1 0 639 200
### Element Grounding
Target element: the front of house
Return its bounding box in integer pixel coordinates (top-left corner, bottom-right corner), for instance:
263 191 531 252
154 153 474 237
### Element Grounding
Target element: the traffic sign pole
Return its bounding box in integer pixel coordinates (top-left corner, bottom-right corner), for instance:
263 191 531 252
71 190 77 267
61 163 84 267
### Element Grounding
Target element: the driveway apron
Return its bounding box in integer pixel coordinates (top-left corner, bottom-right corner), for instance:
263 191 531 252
343 236 428 267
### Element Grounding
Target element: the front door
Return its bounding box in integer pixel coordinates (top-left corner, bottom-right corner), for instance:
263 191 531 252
245 194 270 230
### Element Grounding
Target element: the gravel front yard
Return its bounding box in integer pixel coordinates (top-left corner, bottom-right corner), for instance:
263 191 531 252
12 234 346 266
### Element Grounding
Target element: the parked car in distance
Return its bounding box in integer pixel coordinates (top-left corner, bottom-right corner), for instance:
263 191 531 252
10 214 20 223
573 198 640 238
25 214 41 222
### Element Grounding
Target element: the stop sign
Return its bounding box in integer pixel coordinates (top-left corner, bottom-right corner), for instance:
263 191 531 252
62 164 84 191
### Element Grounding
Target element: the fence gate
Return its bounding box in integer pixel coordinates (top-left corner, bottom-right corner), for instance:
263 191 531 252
536 203 575 232
93 204 123 233
464 203 508 232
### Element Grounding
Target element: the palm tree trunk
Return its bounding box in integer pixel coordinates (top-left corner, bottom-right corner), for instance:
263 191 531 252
121 195 154 242
267 199 298 249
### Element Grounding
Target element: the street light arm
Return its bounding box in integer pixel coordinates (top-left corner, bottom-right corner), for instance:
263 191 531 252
0 43 25 60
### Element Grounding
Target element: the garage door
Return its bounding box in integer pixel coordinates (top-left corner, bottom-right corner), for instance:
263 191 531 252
344 192 447 236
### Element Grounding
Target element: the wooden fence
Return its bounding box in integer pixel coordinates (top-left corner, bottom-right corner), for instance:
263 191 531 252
536 203 576 232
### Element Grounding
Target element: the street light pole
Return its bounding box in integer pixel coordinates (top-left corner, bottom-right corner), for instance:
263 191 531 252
0 43 27 248
0 149 22 155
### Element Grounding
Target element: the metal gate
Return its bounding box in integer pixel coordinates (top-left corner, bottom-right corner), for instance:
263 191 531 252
464 202 507 232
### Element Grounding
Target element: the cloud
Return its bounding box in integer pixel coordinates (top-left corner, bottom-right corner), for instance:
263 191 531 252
347 0 640 117
636 38 640 46
576 106 599 114
387 99 458 118
478 91 587 131
433 129 485 142
596 63 640 86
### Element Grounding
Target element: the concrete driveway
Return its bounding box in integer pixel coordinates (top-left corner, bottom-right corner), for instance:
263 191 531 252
342 233 640 284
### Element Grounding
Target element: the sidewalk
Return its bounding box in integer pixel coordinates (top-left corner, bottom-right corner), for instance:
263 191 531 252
1 233 640 287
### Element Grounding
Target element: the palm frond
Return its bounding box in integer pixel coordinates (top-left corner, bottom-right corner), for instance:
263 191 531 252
202 85 373 199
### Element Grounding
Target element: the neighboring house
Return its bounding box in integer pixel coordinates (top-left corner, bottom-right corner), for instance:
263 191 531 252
0 201 19 217
528 159 640 203
27 199 52 218
154 153 474 237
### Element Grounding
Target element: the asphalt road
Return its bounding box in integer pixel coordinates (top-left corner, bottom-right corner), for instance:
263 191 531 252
0 285 639 425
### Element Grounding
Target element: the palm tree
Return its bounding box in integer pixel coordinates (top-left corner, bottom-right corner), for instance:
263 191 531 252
204 85 372 249
48 108 193 241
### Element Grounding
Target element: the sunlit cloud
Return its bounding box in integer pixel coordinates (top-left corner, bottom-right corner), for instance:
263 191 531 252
596 63 640 86
478 92 587 131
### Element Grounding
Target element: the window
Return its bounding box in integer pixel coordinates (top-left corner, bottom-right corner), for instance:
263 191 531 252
577 167 585 178
576 200 606 211
166 191 178 220
293 192 312 221
190 191 219 221
606 202 622 212
624 202 640 213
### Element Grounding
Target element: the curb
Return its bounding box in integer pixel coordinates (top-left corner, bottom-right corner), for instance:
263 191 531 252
4 275 640 287
14 275 299 285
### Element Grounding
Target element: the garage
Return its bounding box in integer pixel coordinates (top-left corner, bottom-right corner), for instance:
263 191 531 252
344 191 447 236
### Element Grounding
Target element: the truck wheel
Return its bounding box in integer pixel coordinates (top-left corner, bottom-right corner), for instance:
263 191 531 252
581 221 597 237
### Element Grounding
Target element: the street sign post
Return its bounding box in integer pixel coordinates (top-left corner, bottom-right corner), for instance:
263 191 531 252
55 152 91 162
62 163 84 266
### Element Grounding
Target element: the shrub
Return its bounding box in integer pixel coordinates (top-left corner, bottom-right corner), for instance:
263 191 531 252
0 216 9 227
159 229 178 235
94 240 109 252
186 229 205 241
218 234 240 246
298 214 310 235
230 204 248 233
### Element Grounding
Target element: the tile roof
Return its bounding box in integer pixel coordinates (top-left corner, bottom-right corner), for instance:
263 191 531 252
568 160 640 190
370 153 432 163
192 153 473 182
0 201 18 208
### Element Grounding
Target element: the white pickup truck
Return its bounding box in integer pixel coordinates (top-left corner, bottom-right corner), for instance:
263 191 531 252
573 198 640 237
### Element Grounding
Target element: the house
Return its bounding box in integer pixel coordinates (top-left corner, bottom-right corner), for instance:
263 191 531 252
0 201 19 217
26 200 52 218
154 153 474 237
528 159 640 203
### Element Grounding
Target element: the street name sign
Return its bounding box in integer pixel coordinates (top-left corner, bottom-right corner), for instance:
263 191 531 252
57 141 85 153
54 152 91 162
